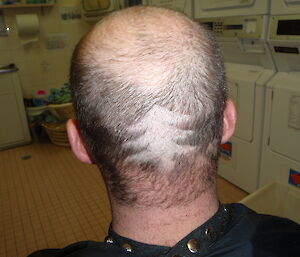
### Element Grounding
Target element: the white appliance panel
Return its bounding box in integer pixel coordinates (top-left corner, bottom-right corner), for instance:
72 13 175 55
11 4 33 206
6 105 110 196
194 0 270 18
198 16 275 69
201 0 255 10
269 15 300 42
271 0 300 15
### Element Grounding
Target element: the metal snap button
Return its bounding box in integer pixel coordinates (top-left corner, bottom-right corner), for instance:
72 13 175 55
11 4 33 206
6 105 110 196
187 238 201 253
205 227 217 241
122 243 133 252
105 236 114 243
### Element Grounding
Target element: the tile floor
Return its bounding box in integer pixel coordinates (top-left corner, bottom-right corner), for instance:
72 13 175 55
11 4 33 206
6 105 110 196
0 142 248 257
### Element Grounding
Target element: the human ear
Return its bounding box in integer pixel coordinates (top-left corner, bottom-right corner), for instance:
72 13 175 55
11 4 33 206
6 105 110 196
66 119 94 164
221 100 237 144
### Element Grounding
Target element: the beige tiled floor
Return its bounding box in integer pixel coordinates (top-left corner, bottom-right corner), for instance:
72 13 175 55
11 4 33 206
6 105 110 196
0 142 248 257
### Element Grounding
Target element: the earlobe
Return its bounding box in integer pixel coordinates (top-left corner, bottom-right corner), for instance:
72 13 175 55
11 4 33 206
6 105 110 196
221 100 237 144
66 119 94 164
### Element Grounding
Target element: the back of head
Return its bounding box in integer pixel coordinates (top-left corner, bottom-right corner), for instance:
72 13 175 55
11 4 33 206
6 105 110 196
70 6 227 208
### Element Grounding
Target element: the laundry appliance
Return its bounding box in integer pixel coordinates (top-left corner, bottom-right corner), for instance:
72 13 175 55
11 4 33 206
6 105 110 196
196 2 276 192
259 1 300 189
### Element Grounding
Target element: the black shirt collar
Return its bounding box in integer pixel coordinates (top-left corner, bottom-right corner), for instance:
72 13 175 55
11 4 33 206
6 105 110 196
105 204 232 257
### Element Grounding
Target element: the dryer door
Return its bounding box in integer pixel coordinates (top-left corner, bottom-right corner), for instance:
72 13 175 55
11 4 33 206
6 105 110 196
269 73 300 163
228 79 255 142
226 64 262 143
218 64 265 193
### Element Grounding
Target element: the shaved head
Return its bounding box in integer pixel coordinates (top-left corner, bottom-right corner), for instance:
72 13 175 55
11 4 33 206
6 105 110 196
70 6 227 207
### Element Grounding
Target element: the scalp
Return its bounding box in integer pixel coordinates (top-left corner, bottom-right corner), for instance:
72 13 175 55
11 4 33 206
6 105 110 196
70 6 226 207
123 105 196 172
81 6 213 94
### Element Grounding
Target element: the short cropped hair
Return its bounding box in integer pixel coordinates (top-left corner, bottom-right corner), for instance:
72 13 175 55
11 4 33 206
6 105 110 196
70 6 227 207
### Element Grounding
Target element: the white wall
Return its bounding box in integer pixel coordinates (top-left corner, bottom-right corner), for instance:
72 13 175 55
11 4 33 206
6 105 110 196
0 0 92 97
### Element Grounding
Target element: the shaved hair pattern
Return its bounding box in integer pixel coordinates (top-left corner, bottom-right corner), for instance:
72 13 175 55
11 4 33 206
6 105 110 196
70 6 227 207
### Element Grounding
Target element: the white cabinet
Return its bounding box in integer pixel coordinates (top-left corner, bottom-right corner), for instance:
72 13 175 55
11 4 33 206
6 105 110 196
0 66 31 149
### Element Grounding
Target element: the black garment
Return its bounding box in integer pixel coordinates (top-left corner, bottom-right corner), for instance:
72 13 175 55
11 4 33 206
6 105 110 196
28 203 300 257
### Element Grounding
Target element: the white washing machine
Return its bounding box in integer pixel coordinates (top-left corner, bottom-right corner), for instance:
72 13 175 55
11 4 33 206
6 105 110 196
194 0 270 18
196 15 276 193
259 9 300 189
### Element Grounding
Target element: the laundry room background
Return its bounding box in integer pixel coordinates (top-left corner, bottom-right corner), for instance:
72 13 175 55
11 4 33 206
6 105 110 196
0 0 92 97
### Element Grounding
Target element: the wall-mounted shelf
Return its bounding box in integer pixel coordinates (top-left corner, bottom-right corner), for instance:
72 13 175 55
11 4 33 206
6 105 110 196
0 3 55 9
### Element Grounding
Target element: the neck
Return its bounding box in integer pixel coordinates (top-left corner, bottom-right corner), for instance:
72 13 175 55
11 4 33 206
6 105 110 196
110 189 219 247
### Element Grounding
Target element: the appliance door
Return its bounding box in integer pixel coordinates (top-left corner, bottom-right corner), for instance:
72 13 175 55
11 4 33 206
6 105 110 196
268 73 300 163
226 64 261 142
259 72 300 189
218 63 266 193
0 66 31 149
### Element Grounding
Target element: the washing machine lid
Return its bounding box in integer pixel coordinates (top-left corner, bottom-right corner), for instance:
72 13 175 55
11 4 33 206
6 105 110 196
268 72 300 163
194 0 270 18
225 63 264 142
271 0 300 15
